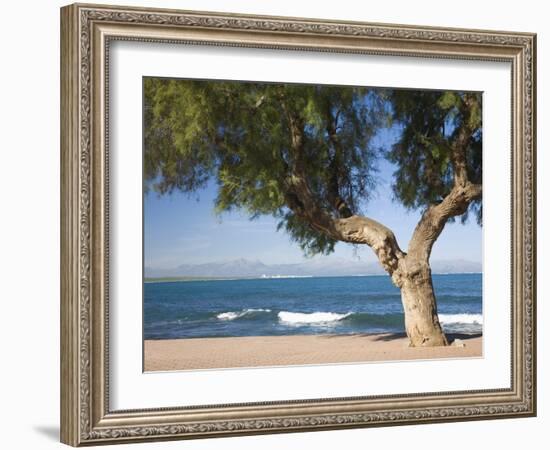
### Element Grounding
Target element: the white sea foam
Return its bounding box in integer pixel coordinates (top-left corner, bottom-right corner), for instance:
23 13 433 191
216 308 271 321
438 313 483 324
278 311 351 325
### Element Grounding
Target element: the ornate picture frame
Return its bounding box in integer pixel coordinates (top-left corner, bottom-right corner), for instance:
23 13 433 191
60 3 536 446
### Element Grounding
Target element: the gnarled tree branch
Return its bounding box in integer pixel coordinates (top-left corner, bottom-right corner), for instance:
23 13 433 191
409 156 481 260
408 182 481 260
281 103 405 276
408 94 481 261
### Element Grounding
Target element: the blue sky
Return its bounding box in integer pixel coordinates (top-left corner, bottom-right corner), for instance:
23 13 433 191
144 129 482 269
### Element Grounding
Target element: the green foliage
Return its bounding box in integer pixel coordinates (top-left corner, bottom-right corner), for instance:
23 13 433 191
144 79 483 256
144 78 218 194
144 78 382 254
388 90 482 224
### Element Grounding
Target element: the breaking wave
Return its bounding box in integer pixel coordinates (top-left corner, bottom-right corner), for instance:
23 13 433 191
278 311 351 325
438 313 483 325
216 308 271 321
214 309 483 333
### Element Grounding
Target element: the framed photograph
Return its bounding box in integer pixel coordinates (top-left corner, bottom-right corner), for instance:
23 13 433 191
60 3 536 446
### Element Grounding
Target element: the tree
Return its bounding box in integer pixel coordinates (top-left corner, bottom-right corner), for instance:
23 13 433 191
144 78 482 347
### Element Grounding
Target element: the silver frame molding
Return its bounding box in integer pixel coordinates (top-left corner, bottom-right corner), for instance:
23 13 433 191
60 3 536 446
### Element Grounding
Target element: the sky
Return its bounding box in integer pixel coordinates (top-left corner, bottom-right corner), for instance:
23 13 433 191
144 129 482 270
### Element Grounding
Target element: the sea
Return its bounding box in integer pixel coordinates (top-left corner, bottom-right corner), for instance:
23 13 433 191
144 273 482 340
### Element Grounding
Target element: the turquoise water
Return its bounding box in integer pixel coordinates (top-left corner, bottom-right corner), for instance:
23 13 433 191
144 273 482 339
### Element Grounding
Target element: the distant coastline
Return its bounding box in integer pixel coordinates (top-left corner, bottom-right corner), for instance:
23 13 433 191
144 271 482 284
145 257 482 281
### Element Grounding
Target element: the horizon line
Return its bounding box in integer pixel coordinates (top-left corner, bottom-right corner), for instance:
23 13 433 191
145 256 483 270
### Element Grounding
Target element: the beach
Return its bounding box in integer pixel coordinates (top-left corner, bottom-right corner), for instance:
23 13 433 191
144 333 482 371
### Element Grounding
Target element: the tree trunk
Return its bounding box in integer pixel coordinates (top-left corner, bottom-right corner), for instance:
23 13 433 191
396 257 448 347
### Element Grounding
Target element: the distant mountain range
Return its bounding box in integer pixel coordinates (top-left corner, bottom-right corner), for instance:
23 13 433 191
145 257 482 279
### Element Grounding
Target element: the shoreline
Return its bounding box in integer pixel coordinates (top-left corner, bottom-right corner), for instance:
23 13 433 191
144 333 482 371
